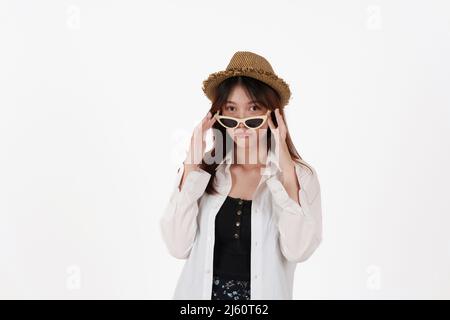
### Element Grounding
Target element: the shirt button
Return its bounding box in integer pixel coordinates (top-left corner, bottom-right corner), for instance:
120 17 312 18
235 221 240 227
236 210 242 215
254 241 258 247
254 274 258 279
238 199 243 205
234 233 239 239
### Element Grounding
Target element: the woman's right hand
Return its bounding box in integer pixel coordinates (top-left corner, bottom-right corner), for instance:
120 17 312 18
183 111 217 170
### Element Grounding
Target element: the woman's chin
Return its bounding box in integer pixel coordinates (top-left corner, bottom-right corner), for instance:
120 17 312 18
234 136 258 147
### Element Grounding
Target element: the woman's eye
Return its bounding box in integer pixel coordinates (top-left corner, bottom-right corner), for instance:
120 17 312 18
226 106 235 111
250 105 260 111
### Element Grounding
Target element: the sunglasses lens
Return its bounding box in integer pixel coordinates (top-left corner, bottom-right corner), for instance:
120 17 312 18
220 118 238 128
245 118 264 128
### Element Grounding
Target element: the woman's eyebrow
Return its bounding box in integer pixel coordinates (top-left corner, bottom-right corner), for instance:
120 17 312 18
225 100 260 105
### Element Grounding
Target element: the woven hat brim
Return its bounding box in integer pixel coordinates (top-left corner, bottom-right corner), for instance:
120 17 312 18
202 67 291 107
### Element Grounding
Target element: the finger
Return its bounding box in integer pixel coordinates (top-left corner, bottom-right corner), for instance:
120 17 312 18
267 112 276 131
202 112 216 139
203 111 211 124
202 111 212 122
207 113 216 127
207 119 216 131
199 111 212 131
197 114 208 130
202 118 215 136
274 108 281 125
274 108 286 129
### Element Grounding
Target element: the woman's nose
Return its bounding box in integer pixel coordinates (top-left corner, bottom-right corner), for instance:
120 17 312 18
238 121 246 128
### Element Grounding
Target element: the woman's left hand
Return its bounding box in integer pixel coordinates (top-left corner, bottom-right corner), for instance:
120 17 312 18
267 108 296 173
267 108 301 204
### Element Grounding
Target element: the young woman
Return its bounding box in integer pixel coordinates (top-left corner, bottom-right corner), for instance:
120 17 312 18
160 51 322 300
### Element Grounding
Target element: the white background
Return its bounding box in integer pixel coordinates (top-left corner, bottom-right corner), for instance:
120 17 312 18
1 0 449 299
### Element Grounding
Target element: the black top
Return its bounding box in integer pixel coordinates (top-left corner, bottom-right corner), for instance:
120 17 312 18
213 195 252 281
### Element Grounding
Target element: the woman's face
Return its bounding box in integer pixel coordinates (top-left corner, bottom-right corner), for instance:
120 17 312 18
221 85 270 149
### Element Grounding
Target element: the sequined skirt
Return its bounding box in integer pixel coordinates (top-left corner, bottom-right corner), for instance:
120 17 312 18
211 275 251 300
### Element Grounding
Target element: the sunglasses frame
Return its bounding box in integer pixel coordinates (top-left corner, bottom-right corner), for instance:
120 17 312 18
214 110 270 130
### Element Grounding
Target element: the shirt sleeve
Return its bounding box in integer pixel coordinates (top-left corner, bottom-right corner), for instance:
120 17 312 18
159 163 212 259
265 162 323 263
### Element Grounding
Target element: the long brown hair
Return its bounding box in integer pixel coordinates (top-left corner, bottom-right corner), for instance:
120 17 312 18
200 76 312 195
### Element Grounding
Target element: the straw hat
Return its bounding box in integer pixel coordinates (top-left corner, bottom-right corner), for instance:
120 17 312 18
202 51 291 107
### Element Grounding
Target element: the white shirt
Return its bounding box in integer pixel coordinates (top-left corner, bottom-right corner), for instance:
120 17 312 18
159 149 322 300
